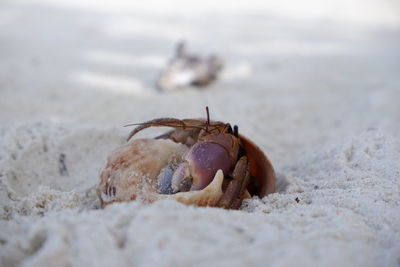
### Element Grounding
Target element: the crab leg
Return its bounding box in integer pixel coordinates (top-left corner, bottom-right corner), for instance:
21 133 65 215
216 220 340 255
125 118 210 141
155 129 201 146
218 156 250 209
125 116 231 141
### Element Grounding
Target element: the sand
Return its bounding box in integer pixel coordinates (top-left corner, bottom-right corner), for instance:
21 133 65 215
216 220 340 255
0 0 399 266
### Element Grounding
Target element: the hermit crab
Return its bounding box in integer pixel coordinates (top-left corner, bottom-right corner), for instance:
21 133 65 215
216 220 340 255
97 108 275 209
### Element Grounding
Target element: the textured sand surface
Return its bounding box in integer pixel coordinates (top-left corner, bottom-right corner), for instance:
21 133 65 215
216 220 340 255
1 0 400 266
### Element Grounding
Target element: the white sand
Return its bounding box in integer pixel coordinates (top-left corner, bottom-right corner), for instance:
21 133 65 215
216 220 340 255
1 0 399 266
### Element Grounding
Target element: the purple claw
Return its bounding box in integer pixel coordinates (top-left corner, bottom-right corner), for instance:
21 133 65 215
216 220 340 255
185 142 233 190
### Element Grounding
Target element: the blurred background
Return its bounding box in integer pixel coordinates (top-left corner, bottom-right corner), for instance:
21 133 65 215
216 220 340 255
1 0 399 166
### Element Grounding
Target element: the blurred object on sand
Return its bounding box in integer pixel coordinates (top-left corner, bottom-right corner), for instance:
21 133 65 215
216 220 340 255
157 42 223 91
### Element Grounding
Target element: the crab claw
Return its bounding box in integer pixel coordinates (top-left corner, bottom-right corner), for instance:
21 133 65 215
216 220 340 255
167 170 224 206
171 141 233 192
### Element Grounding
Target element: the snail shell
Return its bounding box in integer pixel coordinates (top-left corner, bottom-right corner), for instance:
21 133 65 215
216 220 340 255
97 138 224 207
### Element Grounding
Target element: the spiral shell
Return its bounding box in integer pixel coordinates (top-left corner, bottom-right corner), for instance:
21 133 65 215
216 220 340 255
97 138 225 207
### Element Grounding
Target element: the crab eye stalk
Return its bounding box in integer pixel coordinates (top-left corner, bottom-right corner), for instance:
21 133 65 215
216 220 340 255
233 125 238 137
